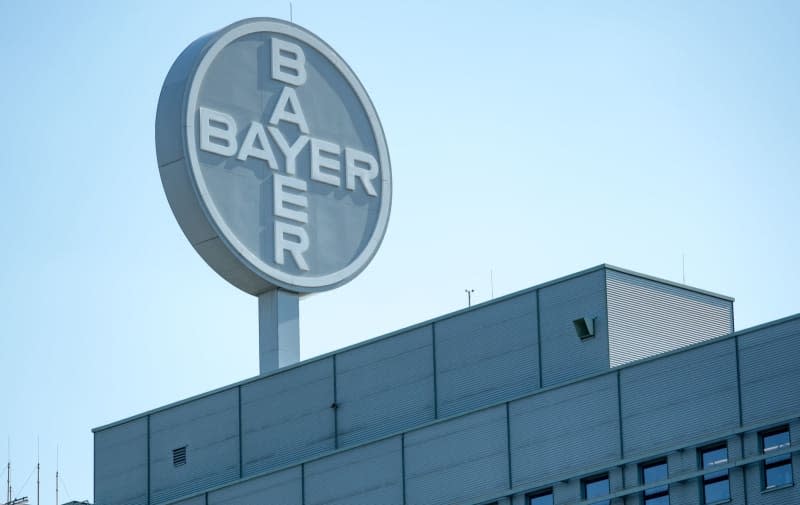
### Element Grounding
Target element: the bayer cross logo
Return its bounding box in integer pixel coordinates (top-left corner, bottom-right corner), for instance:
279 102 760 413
156 19 392 295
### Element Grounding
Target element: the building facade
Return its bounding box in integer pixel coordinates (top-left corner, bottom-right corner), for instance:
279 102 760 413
93 265 800 505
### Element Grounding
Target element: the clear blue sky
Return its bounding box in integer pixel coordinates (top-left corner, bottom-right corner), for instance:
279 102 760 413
1 1 798 502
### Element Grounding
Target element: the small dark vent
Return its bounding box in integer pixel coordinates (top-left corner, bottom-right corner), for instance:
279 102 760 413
173 446 187 467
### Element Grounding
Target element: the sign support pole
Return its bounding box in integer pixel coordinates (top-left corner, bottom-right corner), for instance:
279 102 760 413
258 289 300 374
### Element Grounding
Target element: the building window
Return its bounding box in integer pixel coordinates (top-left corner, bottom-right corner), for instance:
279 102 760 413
641 459 669 504
582 474 610 505
761 426 793 490
528 488 553 505
700 444 730 504
172 445 187 467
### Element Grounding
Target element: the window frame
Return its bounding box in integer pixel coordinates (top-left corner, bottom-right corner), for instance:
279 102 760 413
640 458 669 504
581 473 610 505
760 425 793 491
699 443 730 504
527 487 554 505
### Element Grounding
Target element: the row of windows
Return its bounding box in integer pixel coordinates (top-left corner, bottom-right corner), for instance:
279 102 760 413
525 426 793 505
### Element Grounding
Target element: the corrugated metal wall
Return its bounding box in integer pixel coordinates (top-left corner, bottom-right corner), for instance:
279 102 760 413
606 269 733 367
148 389 239 504
95 267 795 505
620 339 739 458
207 468 301 505
738 316 800 425
404 405 509 505
434 291 539 418
539 268 609 387
99 315 800 505
94 417 148 505
509 373 620 487
336 326 434 447
240 357 335 476
304 437 403 505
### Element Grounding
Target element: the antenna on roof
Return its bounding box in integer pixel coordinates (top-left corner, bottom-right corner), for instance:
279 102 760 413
7 437 11 504
465 289 474 308
682 253 686 284
490 270 495 299
289 2 293 22
55 446 58 505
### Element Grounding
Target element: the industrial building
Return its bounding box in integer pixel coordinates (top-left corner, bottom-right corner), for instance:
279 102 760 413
93 264 800 505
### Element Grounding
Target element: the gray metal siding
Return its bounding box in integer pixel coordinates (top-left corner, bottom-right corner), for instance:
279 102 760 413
304 436 403 505
435 291 539 418
539 269 609 387
207 467 302 505
620 339 739 457
149 388 239 504
738 317 800 426
240 357 335 476
170 496 204 505
509 373 620 487
336 326 434 447
404 405 509 505
606 269 733 367
94 417 148 505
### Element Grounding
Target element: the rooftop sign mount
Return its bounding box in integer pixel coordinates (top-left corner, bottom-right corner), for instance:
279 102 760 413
155 18 392 372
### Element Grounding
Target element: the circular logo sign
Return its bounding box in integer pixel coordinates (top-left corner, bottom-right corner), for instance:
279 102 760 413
156 18 391 295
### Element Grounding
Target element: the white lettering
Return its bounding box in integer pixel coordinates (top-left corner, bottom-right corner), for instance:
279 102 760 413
345 147 379 196
271 38 306 86
273 174 308 224
269 87 309 134
199 107 237 157
268 127 309 176
275 221 309 271
236 121 278 169
310 138 341 187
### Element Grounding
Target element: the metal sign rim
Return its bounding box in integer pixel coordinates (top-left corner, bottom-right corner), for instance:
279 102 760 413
183 18 392 291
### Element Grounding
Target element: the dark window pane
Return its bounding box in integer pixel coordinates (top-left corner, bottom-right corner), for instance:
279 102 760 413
530 492 553 505
704 479 731 503
765 462 793 489
644 496 670 505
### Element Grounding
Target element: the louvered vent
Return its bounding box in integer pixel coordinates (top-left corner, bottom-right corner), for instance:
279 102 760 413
172 446 187 467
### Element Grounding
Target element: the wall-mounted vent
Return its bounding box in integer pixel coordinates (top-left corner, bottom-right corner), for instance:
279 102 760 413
172 446 187 467
573 317 595 339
